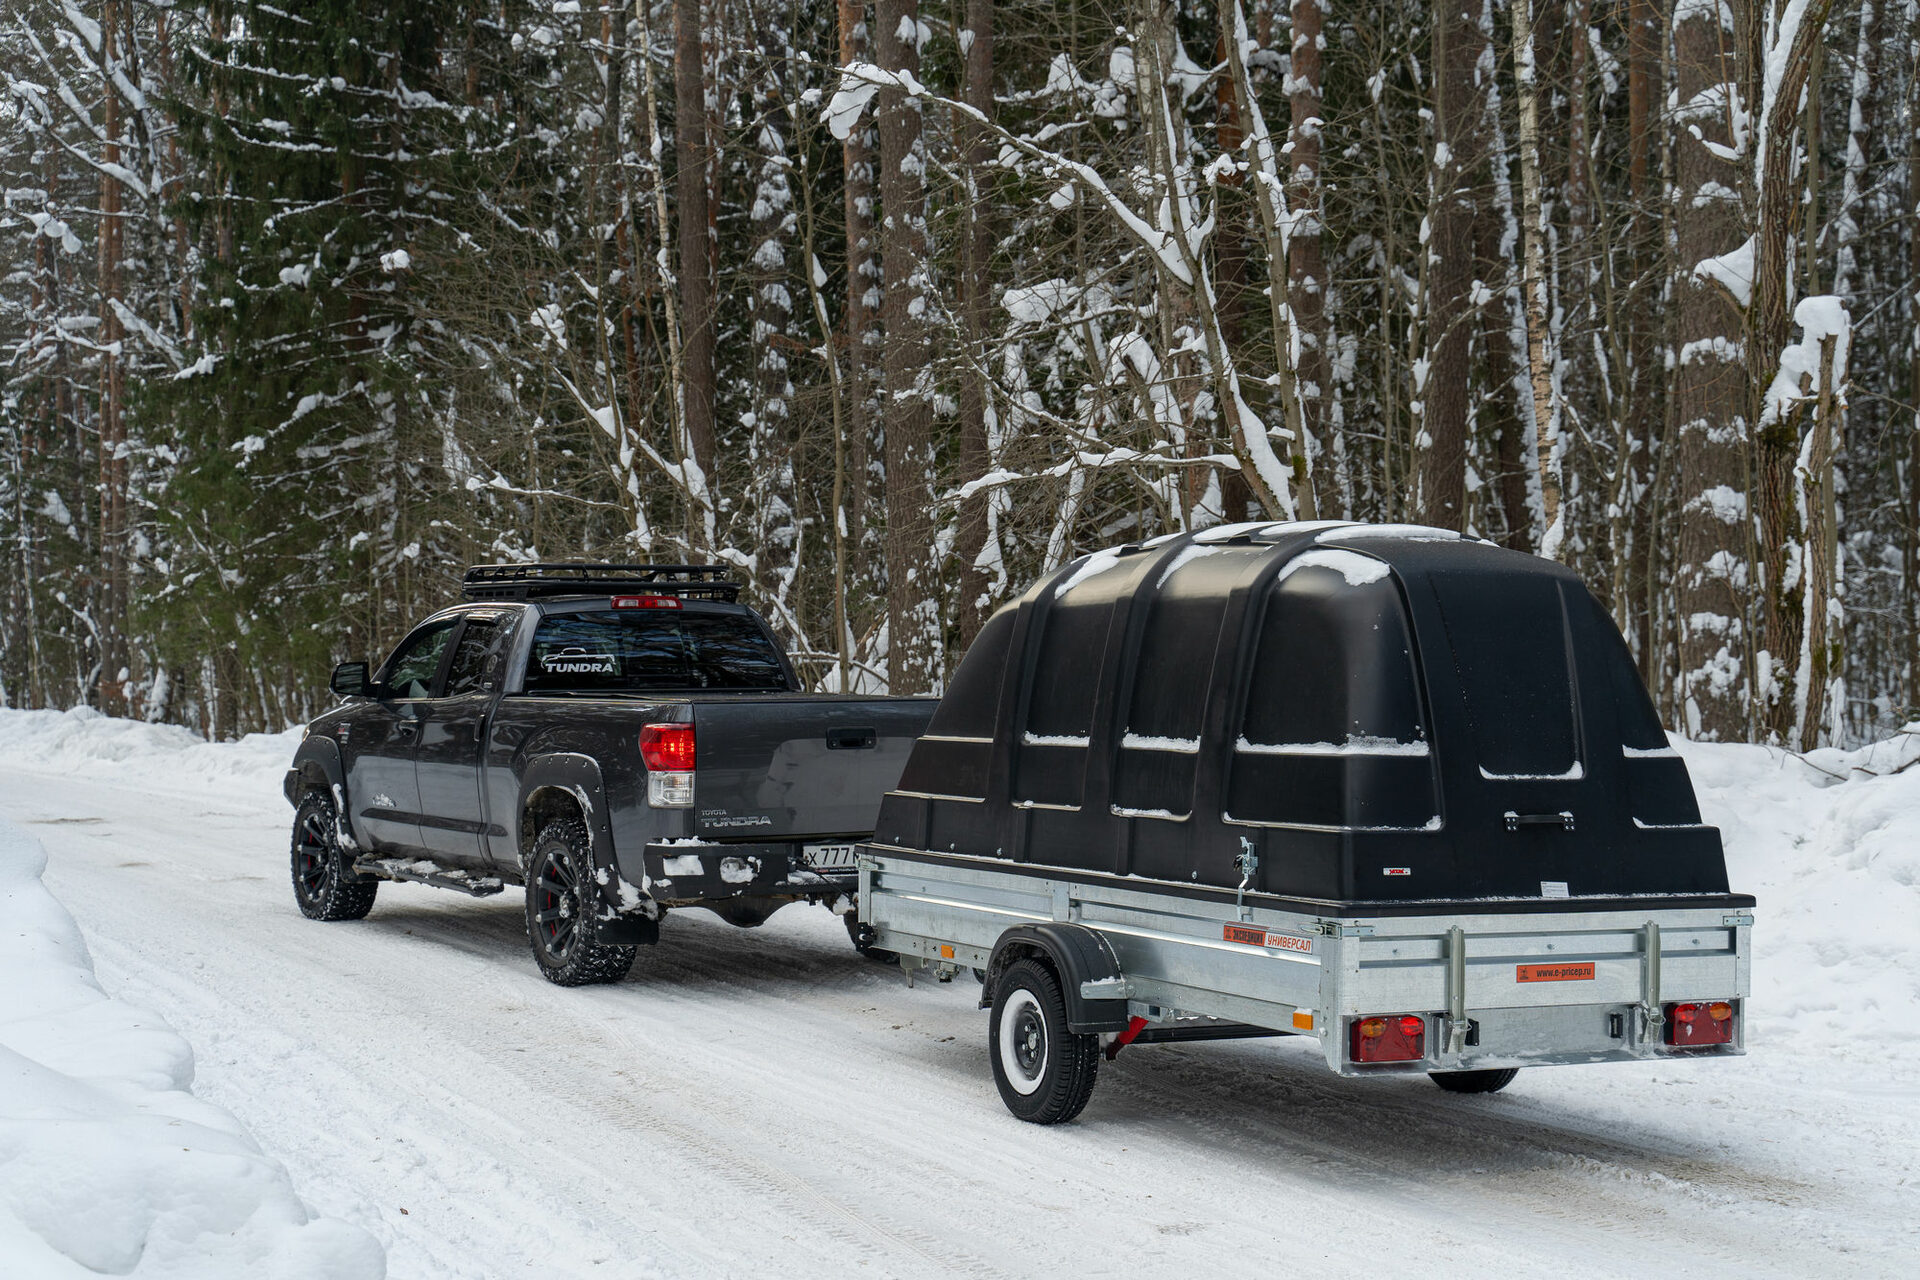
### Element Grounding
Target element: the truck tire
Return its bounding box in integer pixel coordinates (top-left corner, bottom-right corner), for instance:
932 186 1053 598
988 959 1100 1124
291 791 377 922
844 909 895 963
1429 1068 1519 1094
525 817 637 986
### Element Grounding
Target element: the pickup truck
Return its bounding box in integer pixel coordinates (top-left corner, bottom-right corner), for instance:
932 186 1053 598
283 564 936 985
860 522 1754 1123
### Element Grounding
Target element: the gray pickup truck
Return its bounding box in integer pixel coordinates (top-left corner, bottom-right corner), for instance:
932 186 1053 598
283 564 936 985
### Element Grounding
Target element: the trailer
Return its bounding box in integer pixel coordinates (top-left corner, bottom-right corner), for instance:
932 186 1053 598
857 521 1754 1123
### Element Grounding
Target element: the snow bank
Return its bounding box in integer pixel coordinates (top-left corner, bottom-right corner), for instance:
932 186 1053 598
0 707 298 795
0 814 383 1278
1679 731 1920 1064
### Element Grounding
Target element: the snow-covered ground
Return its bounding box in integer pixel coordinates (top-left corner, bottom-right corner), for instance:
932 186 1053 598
0 736 383 1276
0 705 1914 1278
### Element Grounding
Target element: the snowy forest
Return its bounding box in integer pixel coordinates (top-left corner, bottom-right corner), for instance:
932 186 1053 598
0 0 1904 746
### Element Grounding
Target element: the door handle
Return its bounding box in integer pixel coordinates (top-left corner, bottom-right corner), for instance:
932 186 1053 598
827 727 877 750
396 721 419 738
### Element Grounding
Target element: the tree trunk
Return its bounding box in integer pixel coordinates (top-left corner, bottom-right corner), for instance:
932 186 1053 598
1288 0 1330 520
97 0 130 715
876 0 938 693
953 0 996 651
1509 0 1562 555
1797 328 1844 749
674 0 717 532
838 0 878 552
1672 0 1751 740
1747 0 1837 740
750 11 797 611
1418 0 1483 531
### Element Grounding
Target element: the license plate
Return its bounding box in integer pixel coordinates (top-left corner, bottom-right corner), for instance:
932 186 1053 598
803 842 859 870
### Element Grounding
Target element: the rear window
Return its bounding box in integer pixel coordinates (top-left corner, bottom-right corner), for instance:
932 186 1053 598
523 611 788 692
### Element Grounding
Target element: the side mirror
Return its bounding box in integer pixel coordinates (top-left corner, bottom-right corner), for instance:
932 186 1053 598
331 661 374 698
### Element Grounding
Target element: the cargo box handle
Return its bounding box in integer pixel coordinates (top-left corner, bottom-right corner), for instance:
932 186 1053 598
1503 810 1574 833
827 726 878 751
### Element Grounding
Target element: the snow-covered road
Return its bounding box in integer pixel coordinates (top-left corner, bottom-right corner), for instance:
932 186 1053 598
1 712 1914 1278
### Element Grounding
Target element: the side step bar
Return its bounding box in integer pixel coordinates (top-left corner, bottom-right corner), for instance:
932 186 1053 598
355 858 505 897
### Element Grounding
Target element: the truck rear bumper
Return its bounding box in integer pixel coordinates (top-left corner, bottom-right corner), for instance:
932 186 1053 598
629 841 855 904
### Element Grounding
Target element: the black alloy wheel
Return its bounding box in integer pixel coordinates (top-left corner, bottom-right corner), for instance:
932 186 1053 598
523 818 637 986
290 791 377 922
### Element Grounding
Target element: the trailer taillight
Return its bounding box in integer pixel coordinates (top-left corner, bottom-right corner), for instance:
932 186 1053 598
640 723 695 807
1664 1000 1736 1048
1350 1014 1427 1064
611 594 682 609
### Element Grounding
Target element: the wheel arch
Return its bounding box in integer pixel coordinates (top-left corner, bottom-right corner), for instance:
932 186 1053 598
285 734 344 805
516 754 657 944
983 923 1130 1033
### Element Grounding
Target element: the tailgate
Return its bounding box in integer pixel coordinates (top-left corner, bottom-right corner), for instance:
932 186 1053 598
1329 902 1755 1071
692 698 936 840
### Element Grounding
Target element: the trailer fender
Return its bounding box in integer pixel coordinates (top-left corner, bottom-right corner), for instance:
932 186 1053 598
518 754 659 946
982 924 1131 1033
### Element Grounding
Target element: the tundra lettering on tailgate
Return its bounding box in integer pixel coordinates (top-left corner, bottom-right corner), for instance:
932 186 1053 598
700 810 773 829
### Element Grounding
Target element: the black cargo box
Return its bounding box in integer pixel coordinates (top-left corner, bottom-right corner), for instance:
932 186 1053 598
873 522 1742 910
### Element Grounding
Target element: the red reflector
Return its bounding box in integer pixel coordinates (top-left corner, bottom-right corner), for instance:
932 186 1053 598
640 723 696 772
612 594 681 610
1664 1001 1736 1048
1351 1013 1426 1064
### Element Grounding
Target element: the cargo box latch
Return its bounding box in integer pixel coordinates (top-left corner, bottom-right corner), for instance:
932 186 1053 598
1504 810 1575 833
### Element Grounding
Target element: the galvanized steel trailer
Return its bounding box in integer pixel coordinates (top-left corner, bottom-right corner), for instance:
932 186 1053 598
856 522 1756 1123
862 846 1752 1103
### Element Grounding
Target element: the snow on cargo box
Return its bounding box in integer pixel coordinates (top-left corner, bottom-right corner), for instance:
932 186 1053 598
876 522 1736 908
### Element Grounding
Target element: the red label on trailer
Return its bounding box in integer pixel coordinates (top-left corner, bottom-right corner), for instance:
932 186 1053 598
1222 924 1315 955
1516 962 1596 983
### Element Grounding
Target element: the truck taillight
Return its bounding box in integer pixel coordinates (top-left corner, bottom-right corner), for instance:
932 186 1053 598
1664 1000 1736 1048
641 723 695 807
1350 1013 1426 1064
612 594 681 609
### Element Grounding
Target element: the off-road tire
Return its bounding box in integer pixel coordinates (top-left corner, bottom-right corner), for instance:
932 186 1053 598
988 959 1100 1124
844 908 895 963
291 791 377 922
1429 1067 1519 1094
525 817 636 986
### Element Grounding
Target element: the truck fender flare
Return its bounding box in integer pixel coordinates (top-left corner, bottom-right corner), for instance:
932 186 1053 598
982 923 1131 1034
283 735 365 855
517 754 659 945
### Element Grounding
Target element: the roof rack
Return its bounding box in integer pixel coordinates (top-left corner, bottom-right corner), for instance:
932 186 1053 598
461 563 742 603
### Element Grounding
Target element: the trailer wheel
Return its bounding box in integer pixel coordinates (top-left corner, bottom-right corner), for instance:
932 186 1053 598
1429 1068 1519 1094
290 791 377 922
988 959 1099 1124
525 818 636 986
